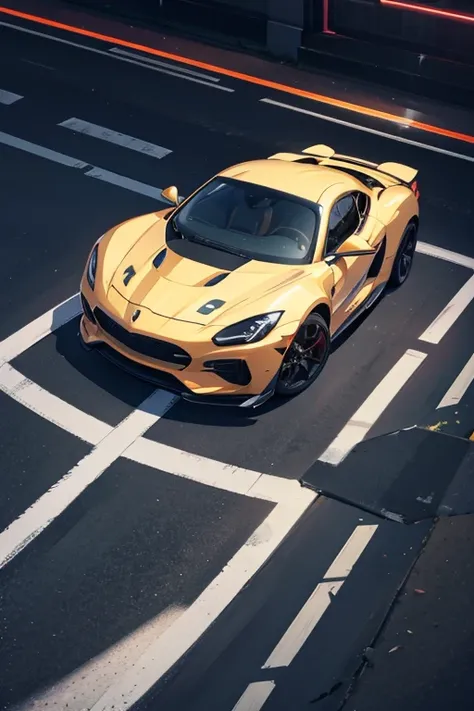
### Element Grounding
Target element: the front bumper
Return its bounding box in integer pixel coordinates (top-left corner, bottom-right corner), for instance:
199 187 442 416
79 289 288 408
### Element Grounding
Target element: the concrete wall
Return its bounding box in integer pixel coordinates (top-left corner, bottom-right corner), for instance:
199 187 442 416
65 1 474 69
327 0 474 65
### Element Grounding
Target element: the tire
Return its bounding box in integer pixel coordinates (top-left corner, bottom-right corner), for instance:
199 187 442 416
275 312 331 397
389 220 418 288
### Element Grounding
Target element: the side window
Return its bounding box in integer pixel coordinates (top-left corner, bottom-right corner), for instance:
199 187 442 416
326 194 360 254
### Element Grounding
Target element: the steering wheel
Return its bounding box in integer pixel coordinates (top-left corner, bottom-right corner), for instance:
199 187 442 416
268 226 310 251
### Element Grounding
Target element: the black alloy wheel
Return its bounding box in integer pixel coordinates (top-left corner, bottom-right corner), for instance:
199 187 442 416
389 221 418 287
275 312 330 397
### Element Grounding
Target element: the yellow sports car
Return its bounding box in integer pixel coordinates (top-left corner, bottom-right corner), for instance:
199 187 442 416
79 144 419 407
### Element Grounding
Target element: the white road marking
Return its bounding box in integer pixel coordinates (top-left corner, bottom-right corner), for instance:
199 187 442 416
18 605 186 711
109 47 221 82
319 349 427 465
0 364 111 444
85 166 165 199
0 88 22 104
0 364 309 502
2 127 472 274
59 117 172 159
89 492 316 711
0 130 88 168
263 524 377 669
0 295 312 503
231 525 377 711
260 98 474 164
0 388 177 569
0 292 80 364
0 130 168 201
126 436 315 503
0 82 472 705
416 241 474 271
437 352 474 409
231 682 276 711
418 274 474 344
0 20 234 92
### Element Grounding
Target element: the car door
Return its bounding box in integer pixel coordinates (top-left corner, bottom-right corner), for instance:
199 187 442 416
325 192 378 318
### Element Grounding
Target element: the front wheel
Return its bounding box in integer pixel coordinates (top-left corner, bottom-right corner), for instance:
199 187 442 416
389 220 418 288
275 313 330 397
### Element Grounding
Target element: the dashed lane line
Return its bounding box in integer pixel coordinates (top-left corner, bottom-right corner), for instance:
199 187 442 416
84 166 166 199
0 129 88 168
0 131 167 200
231 682 276 711
59 117 173 159
437 352 474 409
2 6 474 147
418 274 474 345
0 19 235 91
109 46 221 82
0 129 472 271
262 524 378 669
319 349 427 466
231 525 378 711
0 87 23 104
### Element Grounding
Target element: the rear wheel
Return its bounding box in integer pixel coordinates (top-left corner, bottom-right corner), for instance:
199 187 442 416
389 220 418 287
275 313 330 397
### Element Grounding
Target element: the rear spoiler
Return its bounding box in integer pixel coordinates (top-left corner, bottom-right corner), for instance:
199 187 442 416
302 144 419 187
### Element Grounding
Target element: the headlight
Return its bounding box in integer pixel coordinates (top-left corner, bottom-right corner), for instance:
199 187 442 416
87 244 99 290
212 312 283 346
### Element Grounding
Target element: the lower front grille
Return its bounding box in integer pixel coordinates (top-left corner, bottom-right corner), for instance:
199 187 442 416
97 343 189 393
93 307 191 367
203 359 251 386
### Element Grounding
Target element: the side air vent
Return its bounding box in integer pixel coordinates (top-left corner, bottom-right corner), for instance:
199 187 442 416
153 248 167 268
295 157 319 165
205 273 229 287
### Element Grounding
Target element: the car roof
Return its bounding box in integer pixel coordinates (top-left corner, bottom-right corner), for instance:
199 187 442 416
218 159 362 203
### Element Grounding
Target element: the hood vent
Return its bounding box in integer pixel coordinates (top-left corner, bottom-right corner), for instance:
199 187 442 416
153 248 167 269
205 272 229 287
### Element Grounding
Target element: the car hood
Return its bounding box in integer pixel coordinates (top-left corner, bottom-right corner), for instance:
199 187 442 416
105 216 315 326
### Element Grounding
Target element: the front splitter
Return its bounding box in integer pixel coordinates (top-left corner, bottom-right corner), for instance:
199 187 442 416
79 327 277 409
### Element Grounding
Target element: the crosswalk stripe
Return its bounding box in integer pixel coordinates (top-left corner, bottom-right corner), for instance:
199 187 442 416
419 274 474 345
319 349 427 465
0 88 22 104
59 117 172 159
231 682 276 711
437 352 474 409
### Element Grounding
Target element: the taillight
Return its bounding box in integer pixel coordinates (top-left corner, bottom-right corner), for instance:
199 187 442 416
411 180 420 199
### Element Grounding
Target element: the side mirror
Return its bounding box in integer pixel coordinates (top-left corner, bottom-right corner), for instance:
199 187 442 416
161 186 180 205
325 248 376 265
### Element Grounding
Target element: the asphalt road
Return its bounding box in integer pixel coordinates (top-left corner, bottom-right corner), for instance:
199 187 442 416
0 6 474 711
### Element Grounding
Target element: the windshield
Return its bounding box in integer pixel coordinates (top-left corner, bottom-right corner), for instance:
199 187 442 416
170 177 321 265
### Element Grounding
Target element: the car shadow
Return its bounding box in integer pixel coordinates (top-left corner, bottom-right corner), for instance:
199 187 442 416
161 388 288 427
52 309 286 425
53 315 156 410
329 291 387 353
52 289 387 427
